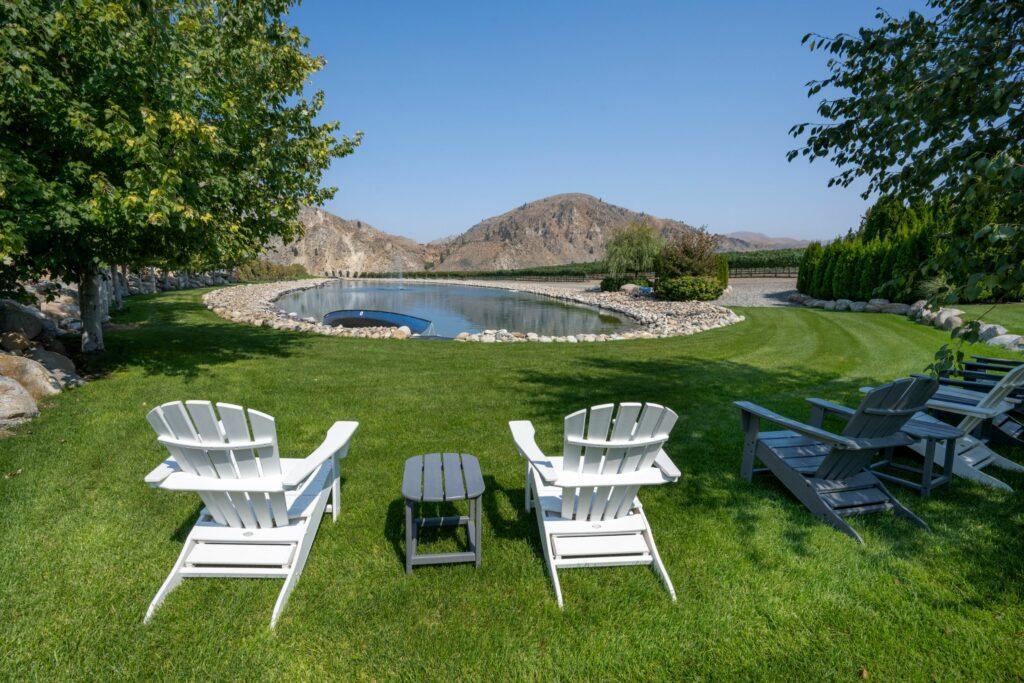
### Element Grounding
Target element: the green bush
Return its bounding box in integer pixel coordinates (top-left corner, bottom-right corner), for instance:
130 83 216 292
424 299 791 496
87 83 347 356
656 275 724 301
654 228 718 280
714 253 729 289
236 260 310 282
600 275 652 292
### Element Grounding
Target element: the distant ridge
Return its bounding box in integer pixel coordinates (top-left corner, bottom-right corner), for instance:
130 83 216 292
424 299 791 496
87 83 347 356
264 194 806 275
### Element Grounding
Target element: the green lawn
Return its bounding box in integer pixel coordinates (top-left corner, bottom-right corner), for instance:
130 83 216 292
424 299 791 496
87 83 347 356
959 302 1024 336
1 291 1022 679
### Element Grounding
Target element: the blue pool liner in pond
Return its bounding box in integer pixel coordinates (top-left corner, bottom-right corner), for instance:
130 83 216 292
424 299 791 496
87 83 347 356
323 309 433 334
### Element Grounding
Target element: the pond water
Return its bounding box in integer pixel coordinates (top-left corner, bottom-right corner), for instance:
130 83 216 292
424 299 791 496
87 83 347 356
274 280 636 338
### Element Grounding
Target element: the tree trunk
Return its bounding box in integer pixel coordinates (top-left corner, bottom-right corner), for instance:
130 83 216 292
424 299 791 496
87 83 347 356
111 266 123 311
79 266 105 353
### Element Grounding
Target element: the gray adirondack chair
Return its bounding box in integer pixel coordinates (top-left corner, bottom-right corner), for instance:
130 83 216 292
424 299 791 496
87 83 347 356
736 376 937 543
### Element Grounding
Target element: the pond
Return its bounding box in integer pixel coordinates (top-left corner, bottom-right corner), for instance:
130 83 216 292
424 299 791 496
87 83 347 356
274 280 636 338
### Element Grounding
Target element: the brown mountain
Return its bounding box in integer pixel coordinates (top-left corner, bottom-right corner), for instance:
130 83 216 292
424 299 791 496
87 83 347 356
265 195 804 275
263 206 439 276
432 193 698 271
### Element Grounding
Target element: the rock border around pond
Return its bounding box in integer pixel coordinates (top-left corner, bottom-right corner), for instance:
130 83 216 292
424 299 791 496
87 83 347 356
787 292 1024 353
201 278 745 342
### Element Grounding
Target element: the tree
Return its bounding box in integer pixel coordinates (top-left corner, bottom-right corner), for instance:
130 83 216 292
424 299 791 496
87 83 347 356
604 222 664 277
0 1 359 351
789 0 1023 309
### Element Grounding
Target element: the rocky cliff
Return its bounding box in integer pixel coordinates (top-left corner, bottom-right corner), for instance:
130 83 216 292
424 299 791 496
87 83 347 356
263 206 439 275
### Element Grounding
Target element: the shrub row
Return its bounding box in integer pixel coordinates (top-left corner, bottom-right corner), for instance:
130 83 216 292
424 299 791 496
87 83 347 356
721 248 804 269
236 260 311 282
797 229 932 303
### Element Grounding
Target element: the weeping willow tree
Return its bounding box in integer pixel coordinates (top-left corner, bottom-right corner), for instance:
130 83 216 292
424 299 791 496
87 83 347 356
604 222 664 277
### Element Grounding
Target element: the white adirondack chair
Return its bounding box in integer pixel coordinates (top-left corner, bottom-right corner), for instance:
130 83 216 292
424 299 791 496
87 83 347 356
901 364 1024 491
509 403 680 607
143 400 357 627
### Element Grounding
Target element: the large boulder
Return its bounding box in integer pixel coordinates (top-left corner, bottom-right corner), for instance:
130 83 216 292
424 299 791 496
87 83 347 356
880 302 911 315
0 331 30 352
0 299 52 339
987 334 1023 350
834 299 852 311
39 296 80 325
25 349 82 388
849 301 868 312
934 308 964 329
978 323 1008 342
0 354 61 399
0 376 38 427
941 315 965 332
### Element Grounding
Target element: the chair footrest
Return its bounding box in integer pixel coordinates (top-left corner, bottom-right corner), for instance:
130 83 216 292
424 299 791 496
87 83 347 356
187 542 295 567
552 533 649 558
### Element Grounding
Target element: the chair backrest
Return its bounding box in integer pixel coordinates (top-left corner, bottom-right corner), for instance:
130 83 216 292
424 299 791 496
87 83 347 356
559 402 677 521
816 376 937 480
147 400 288 529
959 364 1024 433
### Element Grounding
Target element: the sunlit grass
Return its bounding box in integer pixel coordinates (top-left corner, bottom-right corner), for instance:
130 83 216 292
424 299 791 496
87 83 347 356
0 290 1021 679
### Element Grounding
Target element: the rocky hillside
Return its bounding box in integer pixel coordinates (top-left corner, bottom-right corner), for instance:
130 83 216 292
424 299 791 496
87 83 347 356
263 206 439 276
265 195 804 274
433 194 698 271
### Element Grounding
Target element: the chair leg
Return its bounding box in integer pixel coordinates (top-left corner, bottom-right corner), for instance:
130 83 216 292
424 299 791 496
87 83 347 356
639 508 675 601
405 501 415 575
988 452 1024 473
524 463 532 512
533 500 563 607
739 414 760 483
145 539 194 623
815 505 865 544
331 454 342 522
875 480 930 532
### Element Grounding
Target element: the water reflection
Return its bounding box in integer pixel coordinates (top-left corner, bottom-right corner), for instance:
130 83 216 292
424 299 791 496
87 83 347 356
274 281 636 338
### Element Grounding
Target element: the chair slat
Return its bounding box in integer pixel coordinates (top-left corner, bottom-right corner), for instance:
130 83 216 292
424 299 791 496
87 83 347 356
562 410 587 519
442 453 465 501
218 403 260 478
248 409 281 477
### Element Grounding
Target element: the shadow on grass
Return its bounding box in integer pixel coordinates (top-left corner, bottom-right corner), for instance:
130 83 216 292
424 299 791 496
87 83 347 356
509 354 1024 592
384 497 475 571
81 296 306 379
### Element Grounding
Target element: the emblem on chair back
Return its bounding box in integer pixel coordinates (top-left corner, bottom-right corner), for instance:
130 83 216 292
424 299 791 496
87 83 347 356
817 376 938 480
146 400 288 530
560 403 678 521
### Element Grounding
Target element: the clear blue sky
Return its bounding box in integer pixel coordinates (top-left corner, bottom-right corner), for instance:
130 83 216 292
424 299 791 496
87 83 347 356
291 0 926 243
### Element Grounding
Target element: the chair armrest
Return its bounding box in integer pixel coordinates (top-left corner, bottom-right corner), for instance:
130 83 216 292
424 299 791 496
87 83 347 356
806 397 855 427
734 401 860 449
654 449 680 482
145 458 182 486
282 421 359 488
509 420 558 485
555 468 674 489
156 471 284 493
927 399 1013 420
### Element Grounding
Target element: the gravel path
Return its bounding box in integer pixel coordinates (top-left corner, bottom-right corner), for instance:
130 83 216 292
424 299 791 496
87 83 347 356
714 277 797 307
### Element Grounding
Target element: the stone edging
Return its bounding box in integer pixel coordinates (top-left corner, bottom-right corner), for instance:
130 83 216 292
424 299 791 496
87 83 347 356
787 293 1024 353
202 278 744 342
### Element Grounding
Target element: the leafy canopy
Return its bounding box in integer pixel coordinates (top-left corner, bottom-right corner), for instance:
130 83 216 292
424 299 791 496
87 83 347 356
0 0 359 289
789 0 1023 308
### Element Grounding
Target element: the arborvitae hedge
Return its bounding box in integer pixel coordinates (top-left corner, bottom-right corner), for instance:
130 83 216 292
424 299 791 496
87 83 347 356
797 197 936 303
